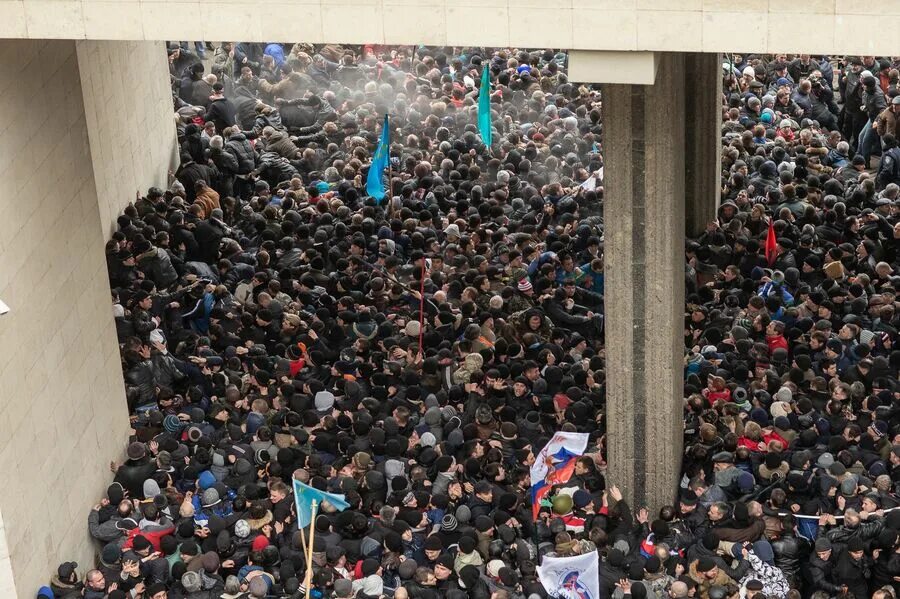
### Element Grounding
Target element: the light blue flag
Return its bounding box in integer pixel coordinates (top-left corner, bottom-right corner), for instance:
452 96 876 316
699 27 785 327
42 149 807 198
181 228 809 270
478 67 492 147
293 478 350 529
366 114 390 203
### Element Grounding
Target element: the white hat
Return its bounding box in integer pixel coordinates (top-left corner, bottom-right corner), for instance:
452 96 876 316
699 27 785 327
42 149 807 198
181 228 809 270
234 520 251 538
486 559 505 578
444 223 460 238
314 391 335 412
405 320 421 337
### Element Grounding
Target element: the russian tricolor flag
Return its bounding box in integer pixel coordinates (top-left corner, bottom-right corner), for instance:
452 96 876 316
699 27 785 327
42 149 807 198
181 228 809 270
530 432 590 519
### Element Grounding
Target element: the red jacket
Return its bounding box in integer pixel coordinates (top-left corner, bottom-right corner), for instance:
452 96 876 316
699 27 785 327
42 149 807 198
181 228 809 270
766 334 788 355
121 523 175 552
705 389 732 405
738 430 788 452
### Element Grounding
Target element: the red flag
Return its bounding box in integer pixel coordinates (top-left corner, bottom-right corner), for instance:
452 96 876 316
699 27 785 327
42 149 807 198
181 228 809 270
765 219 777 266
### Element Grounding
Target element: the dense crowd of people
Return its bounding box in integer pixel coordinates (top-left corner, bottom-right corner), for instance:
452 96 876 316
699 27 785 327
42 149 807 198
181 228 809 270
38 43 900 599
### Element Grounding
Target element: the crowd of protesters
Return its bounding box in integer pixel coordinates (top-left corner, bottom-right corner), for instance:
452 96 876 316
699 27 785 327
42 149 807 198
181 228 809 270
37 43 900 599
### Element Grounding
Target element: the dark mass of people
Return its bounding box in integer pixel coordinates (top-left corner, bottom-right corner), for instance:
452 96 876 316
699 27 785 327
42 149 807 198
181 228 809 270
36 44 900 599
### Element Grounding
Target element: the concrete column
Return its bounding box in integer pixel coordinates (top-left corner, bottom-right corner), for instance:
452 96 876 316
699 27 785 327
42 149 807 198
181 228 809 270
684 52 723 237
602 52 686 513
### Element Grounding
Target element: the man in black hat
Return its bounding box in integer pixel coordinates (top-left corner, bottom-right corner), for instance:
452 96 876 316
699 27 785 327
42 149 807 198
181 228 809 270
832 536 872 599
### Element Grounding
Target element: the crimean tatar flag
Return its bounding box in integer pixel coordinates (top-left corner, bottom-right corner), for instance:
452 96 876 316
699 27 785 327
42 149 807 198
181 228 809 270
293 478 350 530
477 67 492 147
366 114 390 204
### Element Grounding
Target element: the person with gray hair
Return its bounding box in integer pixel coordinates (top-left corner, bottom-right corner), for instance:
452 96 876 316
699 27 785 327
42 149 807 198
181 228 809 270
220 575 243 599
248 576 269 598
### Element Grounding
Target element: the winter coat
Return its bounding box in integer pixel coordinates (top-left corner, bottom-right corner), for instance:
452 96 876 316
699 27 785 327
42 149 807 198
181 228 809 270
255 151 299 186
177 161 217 202
125 359 156 406
863 85 888 120
88 509 127 544
264 130 299 159
191 79 214 108
231 86 259 130
833 549 871 599
114 458 156 499
876 106 900 138
825 519 885 546
598 560 626 599
685 543 749 581
149 349 187 391
258 71 307 100
193 186 220 219
137 247 179 289
204 97 237 133
802 552 840 596
225 132 256 175
713 517 766 543
770 532 807 582
739 552 790 599
193 219 226 264
688 561 739 599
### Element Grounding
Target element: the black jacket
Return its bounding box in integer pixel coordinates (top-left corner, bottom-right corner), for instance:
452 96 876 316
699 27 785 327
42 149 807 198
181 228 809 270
194 220 226 264
177 161 217 202
803 553 840 597
833 549 872 599
137 248 179 290
598 560 625 599
113 458 156 498
771 532 808 580
225 132 256 175
204 97 237 133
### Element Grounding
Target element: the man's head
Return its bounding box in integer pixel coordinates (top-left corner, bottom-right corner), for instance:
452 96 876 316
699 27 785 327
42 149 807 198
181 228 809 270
696 557 719 579
670 581 689 599
85 569 105 591
147 583 168 599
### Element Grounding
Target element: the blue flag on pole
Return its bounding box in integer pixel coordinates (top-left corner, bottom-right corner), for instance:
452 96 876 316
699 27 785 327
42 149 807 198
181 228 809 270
478 67 492 147
366 114 390 203
293 478 350 529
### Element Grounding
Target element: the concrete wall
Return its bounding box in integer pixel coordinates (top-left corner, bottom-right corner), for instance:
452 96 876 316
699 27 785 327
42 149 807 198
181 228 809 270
0 0 894 54
0 39 134 598
77 40 178 236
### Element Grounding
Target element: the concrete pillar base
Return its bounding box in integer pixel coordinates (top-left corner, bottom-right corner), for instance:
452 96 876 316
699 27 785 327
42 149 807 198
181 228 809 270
602 52 686 514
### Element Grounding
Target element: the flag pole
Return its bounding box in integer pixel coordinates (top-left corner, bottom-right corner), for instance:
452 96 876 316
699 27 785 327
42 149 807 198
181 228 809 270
387 148 394 219
298 519 309 559
417 258 426 361
386 115 394 219
303 499 318 596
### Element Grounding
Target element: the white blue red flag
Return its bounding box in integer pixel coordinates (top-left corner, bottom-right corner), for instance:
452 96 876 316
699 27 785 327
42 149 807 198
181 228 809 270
537 552 600 599
530 432 589 519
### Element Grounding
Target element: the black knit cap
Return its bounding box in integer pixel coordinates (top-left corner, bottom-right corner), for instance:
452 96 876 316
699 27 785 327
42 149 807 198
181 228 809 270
697 556 716 572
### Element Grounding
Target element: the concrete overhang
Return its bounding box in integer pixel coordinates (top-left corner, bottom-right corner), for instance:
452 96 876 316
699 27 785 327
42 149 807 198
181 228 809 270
5 0 900 56
568 50 659 85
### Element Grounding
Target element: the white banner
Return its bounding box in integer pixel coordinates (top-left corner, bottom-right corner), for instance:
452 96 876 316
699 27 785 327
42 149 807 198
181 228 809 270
538 552 600 599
